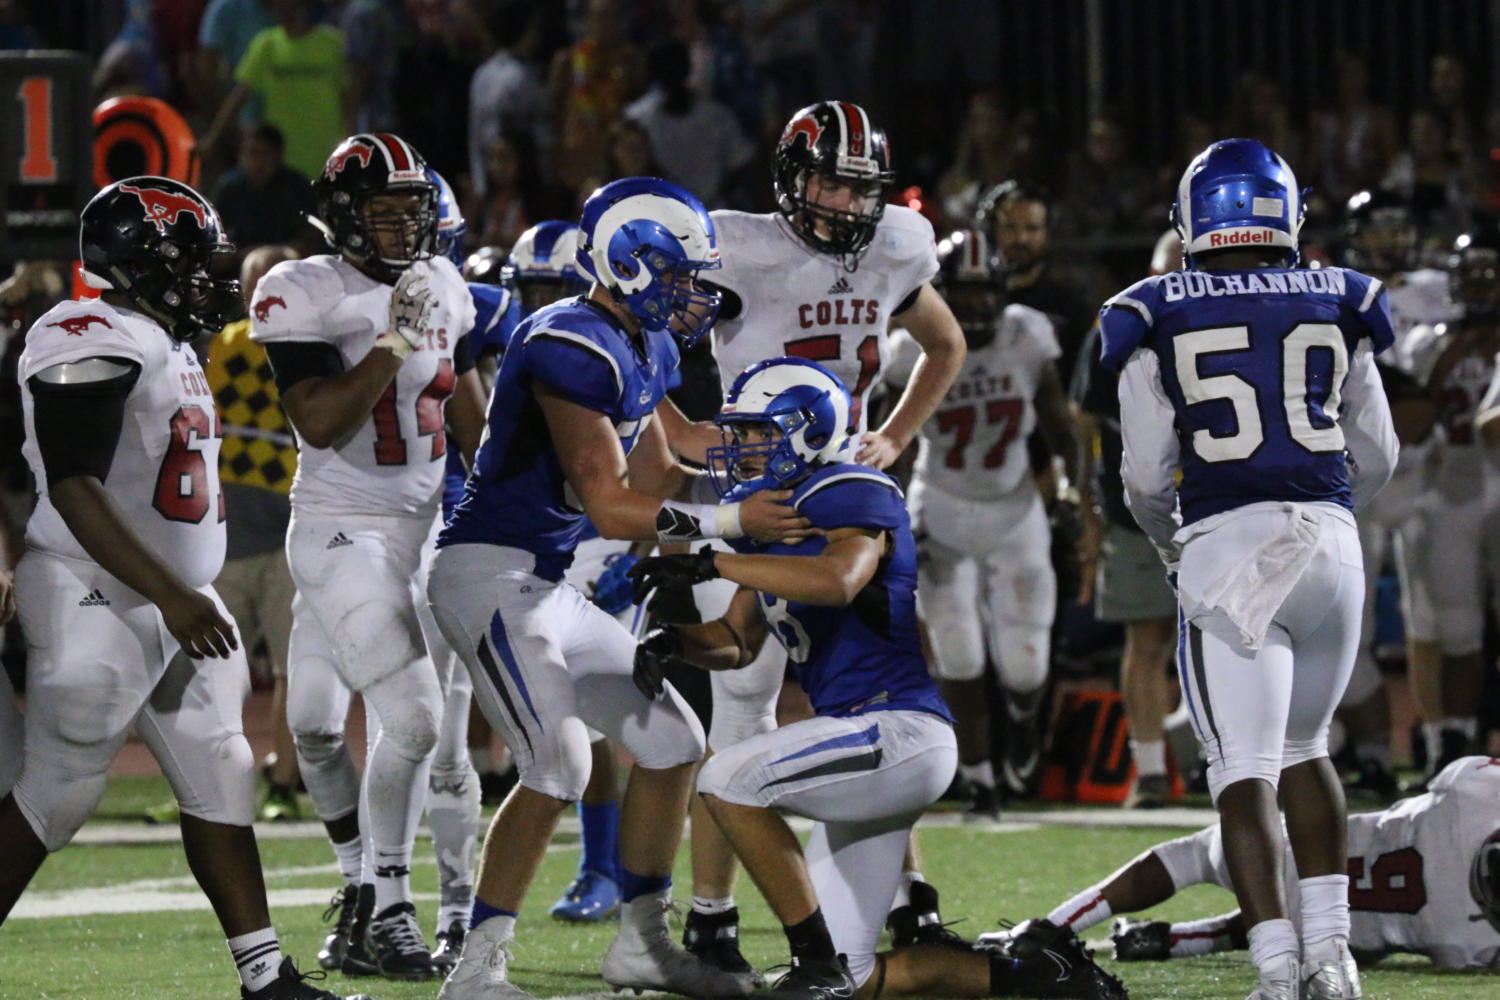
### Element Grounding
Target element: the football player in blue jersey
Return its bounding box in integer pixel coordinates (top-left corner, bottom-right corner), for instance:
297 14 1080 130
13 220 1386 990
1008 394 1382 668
626 357 1126 1000
427 177 814 1000
1099 139 1399 1000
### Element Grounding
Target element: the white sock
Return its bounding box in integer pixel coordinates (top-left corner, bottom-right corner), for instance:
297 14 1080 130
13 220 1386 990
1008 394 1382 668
1247 918 1299 983
372 843 414 914
692 895 736 915
959 761 995 789
227 927 283 994
1298 874 1350 952
1046 887 1112 932
1167 915 1236 957
890 870 922 910
1130 738 1166 777
332 835 364 884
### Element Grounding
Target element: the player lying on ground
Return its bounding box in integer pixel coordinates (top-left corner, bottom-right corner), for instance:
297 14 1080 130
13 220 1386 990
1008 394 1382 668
980 755 1500 971
627 357 1126 1000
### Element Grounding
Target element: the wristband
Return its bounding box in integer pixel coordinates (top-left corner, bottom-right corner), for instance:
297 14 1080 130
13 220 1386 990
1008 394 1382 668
375 331 414 359
656 499 745 542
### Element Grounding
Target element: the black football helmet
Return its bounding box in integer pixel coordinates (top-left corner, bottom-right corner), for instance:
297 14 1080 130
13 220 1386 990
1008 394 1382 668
1448 226 1500 321
311 132 438 283
1472 829 1500 936
1344 189 1417 276
79 175 242 342
463 246 508 285
934 228 1003 349
773 100 895 262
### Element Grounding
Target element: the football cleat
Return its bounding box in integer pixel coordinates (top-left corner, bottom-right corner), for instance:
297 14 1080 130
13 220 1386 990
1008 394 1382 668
260 784 302 823
683 907 765 988
1002 697 1044 798
368 901 438 980
316 884 360 971
1124 774 1170 810
1109 917 1172 962
1245 954 1299 1000
437 918 535 1000
601 890 758 997
964 782 1001 821
762 955 856 1000
241 957 372 1000
1302 938 1361 999
886 880 974 951
991 919 1129 999
549 870 621 922
339 884 379 977
432 919 467 973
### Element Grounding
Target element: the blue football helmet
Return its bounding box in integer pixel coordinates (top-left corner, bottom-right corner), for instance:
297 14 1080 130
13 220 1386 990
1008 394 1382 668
707 357 852 500
1172 138 1305 269
576 176 721 344
505 220 589 316
426 167 467 267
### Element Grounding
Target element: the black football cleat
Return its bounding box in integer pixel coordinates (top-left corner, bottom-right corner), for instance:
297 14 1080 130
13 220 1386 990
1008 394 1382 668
339 885 379 977
965 782 1001 821
763 955 856 1000
316 885 359 971
368 901 438 980
1110 917 1172 962
241 957 372 1000
886 880 974 951
1001 696 1044 798
992 918 1129 999
432 919 466 973
683 907 766 988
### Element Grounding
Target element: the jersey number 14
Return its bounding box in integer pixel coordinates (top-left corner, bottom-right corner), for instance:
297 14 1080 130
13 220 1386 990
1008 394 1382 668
1176 323 1349 463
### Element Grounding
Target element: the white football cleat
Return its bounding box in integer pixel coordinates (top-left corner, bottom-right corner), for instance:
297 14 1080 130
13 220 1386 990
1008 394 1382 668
1302 938 1361 999
436 918 536 1000
602 890 757 997
1244 954 1300 1000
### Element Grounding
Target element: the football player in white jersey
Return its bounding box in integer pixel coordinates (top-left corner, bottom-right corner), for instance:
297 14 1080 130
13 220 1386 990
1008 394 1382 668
251 133 487 981
885 229 1077 819
653 99 967 975
982 755 1500 972
0 177 367 1000
1394 231 1500 786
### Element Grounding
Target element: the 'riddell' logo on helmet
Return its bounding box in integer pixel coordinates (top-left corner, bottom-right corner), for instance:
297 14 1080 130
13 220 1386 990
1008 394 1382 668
1208 228 1277 247
253 296 286 323
118 183 209 234
326 142 373 177
782 114 823 151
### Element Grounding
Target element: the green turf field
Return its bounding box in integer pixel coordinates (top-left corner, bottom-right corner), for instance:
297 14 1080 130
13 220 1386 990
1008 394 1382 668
1 777 1493 999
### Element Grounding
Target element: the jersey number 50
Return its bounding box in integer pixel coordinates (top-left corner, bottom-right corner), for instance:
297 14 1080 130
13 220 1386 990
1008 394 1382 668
1175 323 1348 463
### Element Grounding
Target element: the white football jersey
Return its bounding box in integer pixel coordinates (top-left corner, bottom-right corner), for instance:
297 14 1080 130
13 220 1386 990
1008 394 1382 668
1344 755 1500 969
20 299 226 588
888 304 1058 501
708 206 939 433
250 254 476 517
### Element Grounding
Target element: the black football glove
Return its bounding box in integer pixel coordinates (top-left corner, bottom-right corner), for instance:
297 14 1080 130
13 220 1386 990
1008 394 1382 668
627 546 721 607
634 626 685 700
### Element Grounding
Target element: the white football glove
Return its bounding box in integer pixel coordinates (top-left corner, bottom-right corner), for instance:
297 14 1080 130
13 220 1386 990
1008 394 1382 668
378 267 436 359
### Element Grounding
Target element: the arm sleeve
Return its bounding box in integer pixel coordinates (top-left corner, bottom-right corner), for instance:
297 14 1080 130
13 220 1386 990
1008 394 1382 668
523 329 621 413
794 472 906 532
453 335 475 375
1117 348 1182 568
1341 340 1399 511
28 362 142 486
264 341 346 395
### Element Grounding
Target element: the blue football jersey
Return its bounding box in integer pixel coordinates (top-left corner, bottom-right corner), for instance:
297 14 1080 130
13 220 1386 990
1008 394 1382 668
1099 266 1394 525
439 297 681 577
442 282 520 516
729 464 953 723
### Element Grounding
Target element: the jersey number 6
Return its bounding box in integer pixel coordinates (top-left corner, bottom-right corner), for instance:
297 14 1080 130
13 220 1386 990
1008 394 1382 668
1175 323 1349 463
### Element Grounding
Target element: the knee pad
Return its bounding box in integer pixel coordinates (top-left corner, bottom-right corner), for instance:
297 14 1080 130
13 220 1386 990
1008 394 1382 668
1151 830 1218 891
174 731 257 828
992 622 1049 694
708 651 780 751
1206 753 1282 804
365 670 442 764
1280 735 1328 771
696 742 762 808
294 729 348 766
14 762 110 852
516 716 593 802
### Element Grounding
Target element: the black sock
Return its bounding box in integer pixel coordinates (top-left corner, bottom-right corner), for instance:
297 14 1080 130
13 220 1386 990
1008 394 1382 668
785 908 837 964
988 952 1019 996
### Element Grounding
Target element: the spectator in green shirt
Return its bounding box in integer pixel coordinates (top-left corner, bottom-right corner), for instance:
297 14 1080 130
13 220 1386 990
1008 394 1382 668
203 0 350 180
